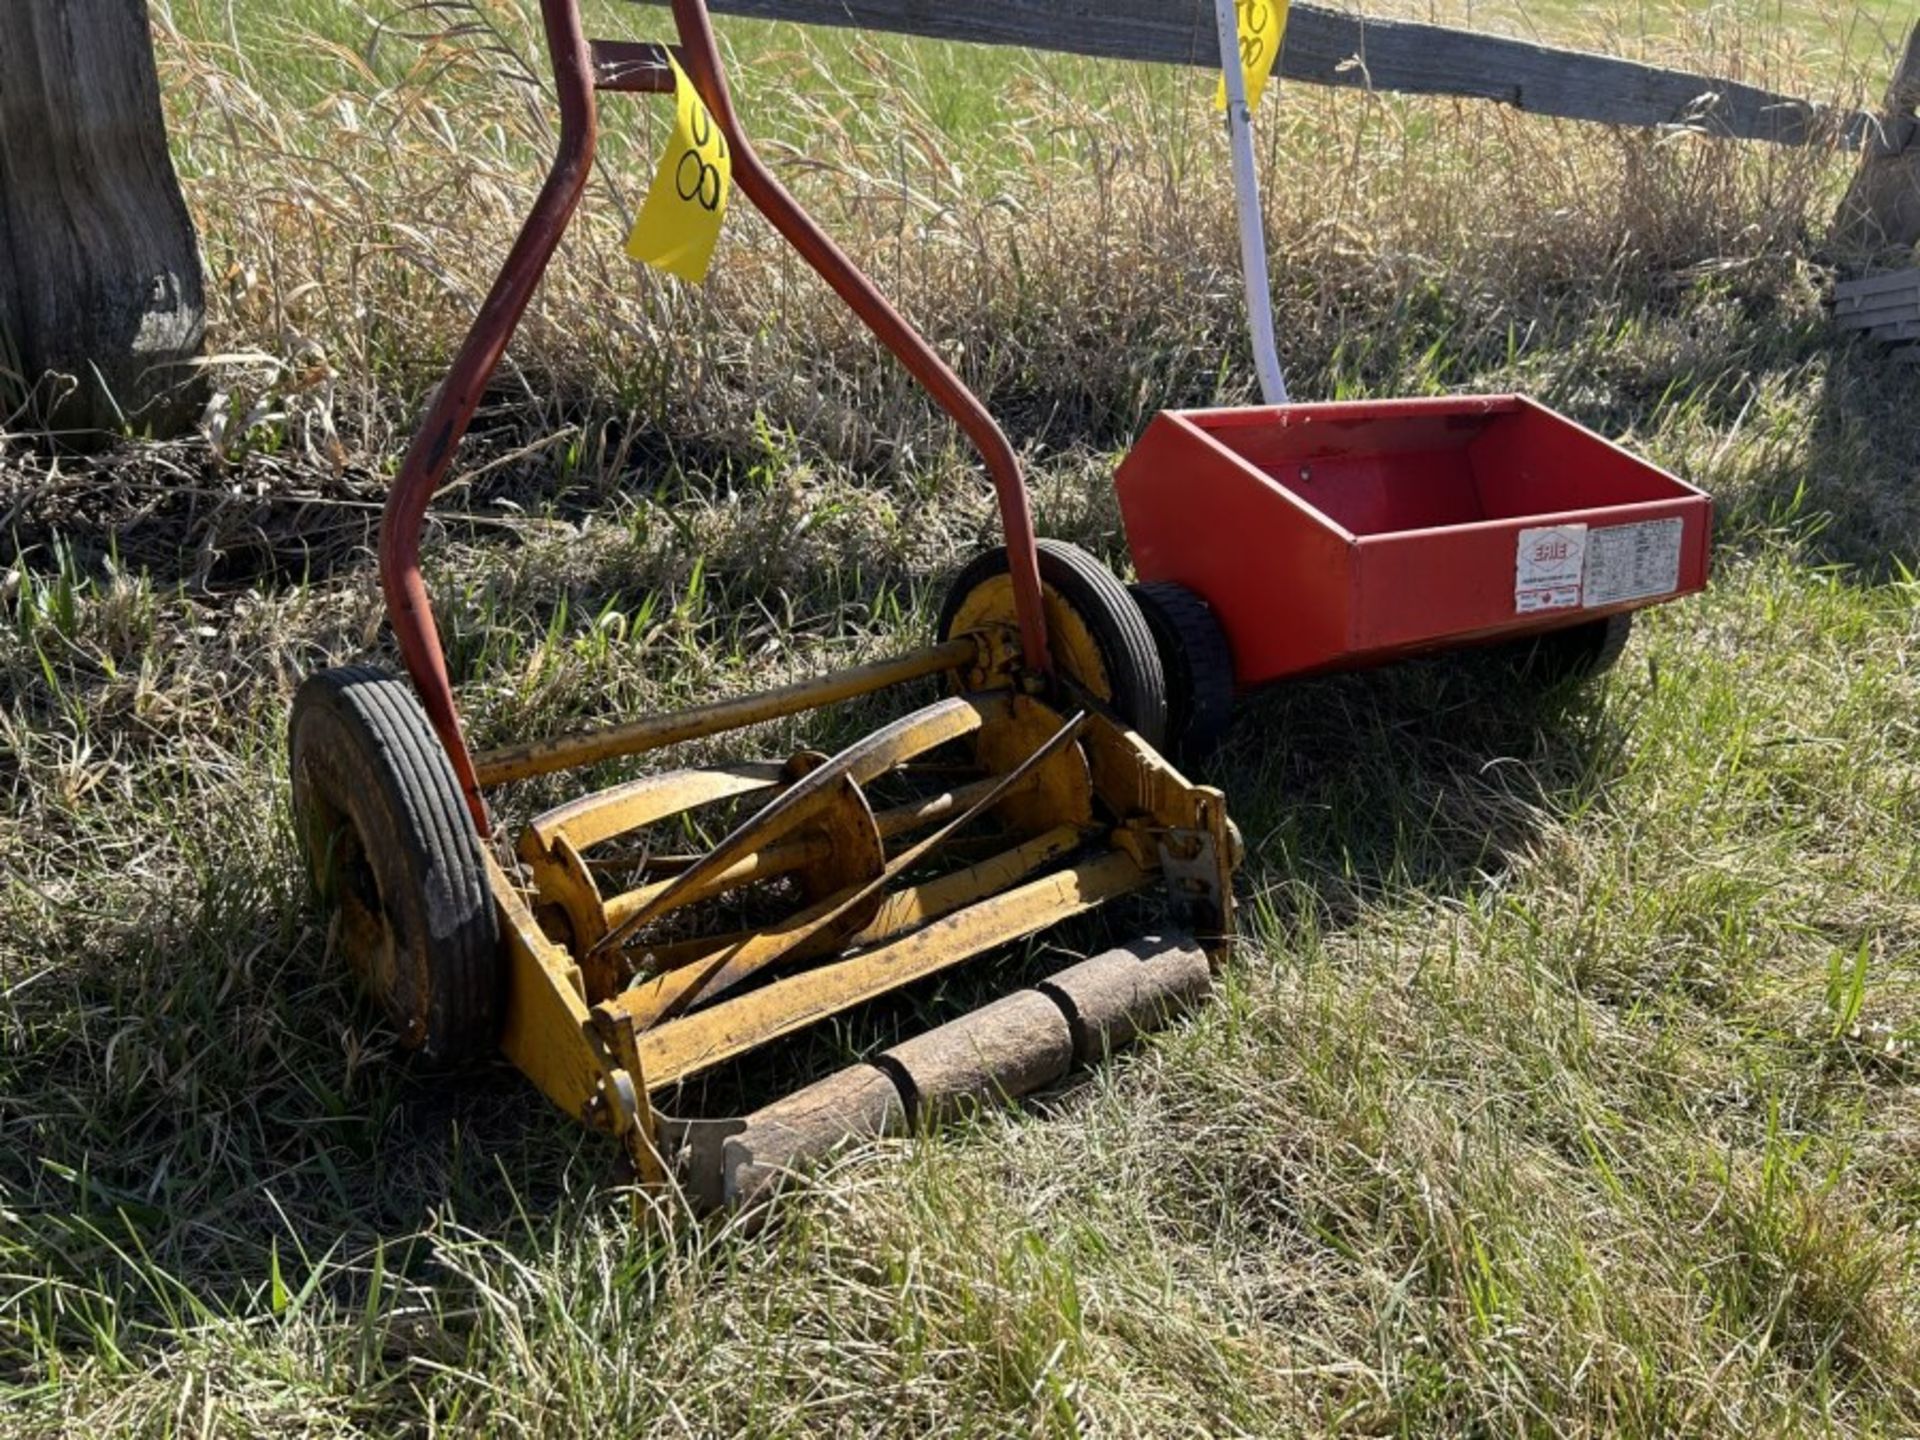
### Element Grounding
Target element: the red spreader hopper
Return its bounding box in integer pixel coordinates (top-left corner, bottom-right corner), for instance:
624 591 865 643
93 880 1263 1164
1116 395 1711 689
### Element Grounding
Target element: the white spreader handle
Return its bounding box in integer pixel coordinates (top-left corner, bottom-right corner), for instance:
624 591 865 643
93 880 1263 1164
1212 0 1289 405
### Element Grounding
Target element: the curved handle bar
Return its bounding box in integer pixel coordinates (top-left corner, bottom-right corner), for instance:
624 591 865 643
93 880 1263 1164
378 0 1051 834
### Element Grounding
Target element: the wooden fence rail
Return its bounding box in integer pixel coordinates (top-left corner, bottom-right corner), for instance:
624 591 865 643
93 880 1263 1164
634 0 1883 150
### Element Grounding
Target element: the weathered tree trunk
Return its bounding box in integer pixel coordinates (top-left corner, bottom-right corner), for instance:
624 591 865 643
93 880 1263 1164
0 0 206 440
1834 24 1920 258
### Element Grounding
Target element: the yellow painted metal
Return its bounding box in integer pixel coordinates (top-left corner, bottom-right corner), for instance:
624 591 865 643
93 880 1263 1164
1082 710 1213 830
488 852 612 1127
517 829 621 989
521 764 785 989
473 638 978 786
589 1002 668 1188
528 761 786 852
589 692 1009 958
1079 712 1236 940
596 772 1017 931
634 847 1150 1088
604 837 826 929
606 823 1086 1027
519 696 1071 997
463 577 1241 1191
858 822 1084 940
488 851 670 1182
492 700 1231 1099
522 757 887 981
640 710 1090 1020
874 774 1006 839
974 693 1094 837
944 575 1114 704
788 773 888 903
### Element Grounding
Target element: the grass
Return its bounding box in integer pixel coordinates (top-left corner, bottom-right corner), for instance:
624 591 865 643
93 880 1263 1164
1406 0 1911 67
3 0 1919 1434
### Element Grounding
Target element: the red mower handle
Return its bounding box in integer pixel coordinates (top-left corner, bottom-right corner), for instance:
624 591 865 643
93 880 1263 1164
378 0 1053 835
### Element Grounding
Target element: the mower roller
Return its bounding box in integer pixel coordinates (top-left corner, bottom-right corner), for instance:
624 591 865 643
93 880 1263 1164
288 0 1234 1207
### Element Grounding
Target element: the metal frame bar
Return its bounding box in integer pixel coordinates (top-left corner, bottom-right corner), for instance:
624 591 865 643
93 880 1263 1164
487 703 1232 1176
607 823 1087 1026
474 637 977 786
631 847 1148 1087
378 0 1053 834
642 708 1087 1015
591 771 1019 930
588 692 1009 956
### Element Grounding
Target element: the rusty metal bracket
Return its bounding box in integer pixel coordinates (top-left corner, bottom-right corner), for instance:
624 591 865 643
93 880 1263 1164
589 1003 669 1188
1156 826 1229 939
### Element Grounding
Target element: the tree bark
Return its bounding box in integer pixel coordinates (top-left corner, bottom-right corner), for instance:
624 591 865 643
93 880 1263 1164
0 0 206 441
1834 24 1920 259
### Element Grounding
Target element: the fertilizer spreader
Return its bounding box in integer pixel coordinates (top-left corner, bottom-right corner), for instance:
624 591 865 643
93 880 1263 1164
1107 0 1712 760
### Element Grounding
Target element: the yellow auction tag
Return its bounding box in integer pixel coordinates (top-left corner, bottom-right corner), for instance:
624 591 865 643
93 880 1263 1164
1215 0 1289 113
625 57 732 283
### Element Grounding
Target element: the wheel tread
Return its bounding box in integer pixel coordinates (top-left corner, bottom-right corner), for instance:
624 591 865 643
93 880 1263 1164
289 665 499 1058
935 540 1170 749
1131 581 1235 763
1509 611 1635 687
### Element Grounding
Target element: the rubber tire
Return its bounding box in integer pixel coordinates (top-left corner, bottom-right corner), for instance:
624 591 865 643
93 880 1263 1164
288 666 501 1061
936 539 1170 750
1129 581 1236 764
1509 612 1634 687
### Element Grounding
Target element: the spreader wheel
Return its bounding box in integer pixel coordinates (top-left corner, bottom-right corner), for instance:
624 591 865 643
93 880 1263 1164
1130 581 1236 765
1510 611 1635 687
937 539 1170 749
289 666 501 1061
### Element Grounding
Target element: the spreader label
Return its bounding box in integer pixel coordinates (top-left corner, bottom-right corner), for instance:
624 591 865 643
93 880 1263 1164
1582 518 1684 608
1516 524 1586 613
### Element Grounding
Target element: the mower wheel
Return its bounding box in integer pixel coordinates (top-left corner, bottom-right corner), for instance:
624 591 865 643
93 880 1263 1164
1129 581 1236 764
1508 612 1635 687
289 665 501 1061
937 539 1169 749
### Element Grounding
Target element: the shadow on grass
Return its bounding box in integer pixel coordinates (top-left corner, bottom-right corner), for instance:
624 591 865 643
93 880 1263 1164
1220 646 1632 923
0 624 1627 1384
0 867 608 1379
1776 336 1920 575
18 272 1913 1379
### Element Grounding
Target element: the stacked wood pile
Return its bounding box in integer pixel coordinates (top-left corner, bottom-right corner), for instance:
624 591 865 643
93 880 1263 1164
1833 271 1920 365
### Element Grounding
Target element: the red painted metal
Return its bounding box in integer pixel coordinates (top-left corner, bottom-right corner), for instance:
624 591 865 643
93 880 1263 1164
378 0 597 832
377 0 1050 836
589 40 676 92
664 0 1049 675
1115 395 1712 686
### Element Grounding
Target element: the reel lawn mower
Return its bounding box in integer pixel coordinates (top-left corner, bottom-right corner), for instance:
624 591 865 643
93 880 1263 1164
289 0 1235 1209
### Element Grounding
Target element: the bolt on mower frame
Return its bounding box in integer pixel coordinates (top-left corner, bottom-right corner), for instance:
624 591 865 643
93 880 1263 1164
293 0 1237 1197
